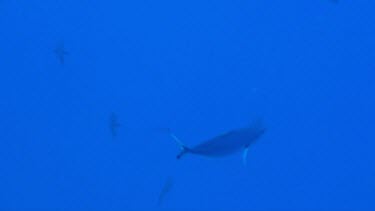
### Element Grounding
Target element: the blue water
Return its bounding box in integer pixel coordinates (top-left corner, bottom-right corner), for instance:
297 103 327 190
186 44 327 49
1 0 374 210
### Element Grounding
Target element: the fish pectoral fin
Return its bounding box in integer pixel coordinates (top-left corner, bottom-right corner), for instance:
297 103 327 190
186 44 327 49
242 147 249 167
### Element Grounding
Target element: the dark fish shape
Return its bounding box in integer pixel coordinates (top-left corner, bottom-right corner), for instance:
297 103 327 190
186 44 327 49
157 177 173 207
169 119 266 165
54 42 69 65
110 112 121 139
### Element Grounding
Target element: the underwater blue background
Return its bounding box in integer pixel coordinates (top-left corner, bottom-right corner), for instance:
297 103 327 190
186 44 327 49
0 0 374 210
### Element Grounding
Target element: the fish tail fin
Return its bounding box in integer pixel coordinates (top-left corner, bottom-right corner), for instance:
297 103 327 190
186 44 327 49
176 146 189 159
167 129 190 159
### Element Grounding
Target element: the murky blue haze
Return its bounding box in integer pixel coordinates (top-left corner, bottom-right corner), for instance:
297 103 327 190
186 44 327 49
0 0 374 210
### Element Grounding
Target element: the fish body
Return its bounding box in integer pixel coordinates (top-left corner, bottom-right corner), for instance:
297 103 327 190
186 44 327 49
110 112 121 139
157 177 173 207
171 120 266 165
54 43 69 65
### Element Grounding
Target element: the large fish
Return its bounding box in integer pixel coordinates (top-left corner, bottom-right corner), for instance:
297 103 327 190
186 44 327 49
169 120 266 165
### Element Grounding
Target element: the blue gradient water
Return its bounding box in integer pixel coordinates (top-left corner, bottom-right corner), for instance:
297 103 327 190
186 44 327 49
0 0 374 210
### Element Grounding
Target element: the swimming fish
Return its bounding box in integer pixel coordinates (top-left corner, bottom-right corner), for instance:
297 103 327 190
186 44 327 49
109 112 121 139
157 177 173 207
54 42 69 65
169 119 266 165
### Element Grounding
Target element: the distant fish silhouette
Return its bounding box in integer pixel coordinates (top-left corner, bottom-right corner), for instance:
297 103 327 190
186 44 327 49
109 112 121 139
54 42 69 65
169 119 266 166
157 177 173 207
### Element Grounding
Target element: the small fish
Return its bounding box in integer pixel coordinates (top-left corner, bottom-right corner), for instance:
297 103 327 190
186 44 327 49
110 112 121 139
54 42 69 65
157 177 173 207
169 119 266 166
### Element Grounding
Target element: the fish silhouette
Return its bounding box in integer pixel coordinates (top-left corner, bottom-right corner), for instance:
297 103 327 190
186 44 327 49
109 112 121 139
54 42 69 65
157 177 173 207
169 119 266 166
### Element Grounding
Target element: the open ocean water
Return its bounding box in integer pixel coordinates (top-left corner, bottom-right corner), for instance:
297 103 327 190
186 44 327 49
0 0 374 210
